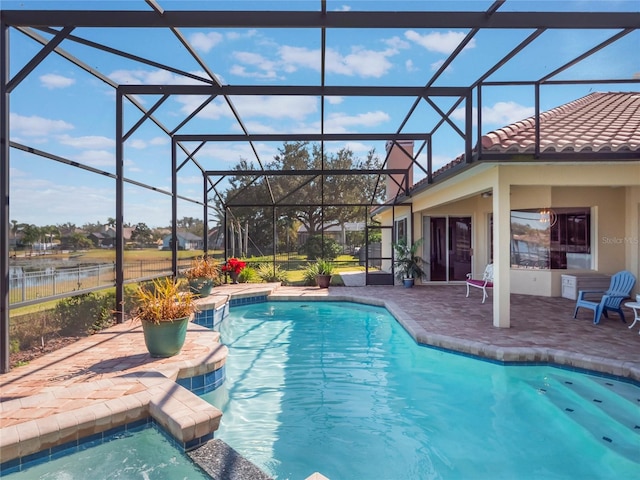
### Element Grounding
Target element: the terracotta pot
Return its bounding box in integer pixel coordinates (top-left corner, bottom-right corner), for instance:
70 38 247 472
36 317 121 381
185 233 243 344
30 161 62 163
316 274 332 288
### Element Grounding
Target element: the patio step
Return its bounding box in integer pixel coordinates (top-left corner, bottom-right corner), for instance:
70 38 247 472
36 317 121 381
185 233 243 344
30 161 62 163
527 373 640 462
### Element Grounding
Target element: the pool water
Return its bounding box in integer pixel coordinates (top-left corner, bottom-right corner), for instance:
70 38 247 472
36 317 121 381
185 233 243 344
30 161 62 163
203 301 640 480
4 426 209 479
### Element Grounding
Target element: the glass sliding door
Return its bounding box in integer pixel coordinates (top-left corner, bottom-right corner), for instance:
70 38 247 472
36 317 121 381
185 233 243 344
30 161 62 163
425 216 472 282
449 217 472 281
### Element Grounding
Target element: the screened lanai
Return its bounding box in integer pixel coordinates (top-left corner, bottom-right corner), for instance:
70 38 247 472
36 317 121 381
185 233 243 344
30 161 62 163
1 0 639 372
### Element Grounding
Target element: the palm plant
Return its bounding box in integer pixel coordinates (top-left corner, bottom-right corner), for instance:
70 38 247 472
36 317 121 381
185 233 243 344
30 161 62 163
393 239 426 280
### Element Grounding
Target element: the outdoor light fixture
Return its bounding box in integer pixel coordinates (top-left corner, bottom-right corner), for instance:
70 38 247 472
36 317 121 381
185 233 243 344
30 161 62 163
481 191 492 198
539 208 557 227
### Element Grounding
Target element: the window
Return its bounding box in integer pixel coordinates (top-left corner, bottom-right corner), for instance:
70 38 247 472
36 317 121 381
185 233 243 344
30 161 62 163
394 217 407 244
510 208 591 270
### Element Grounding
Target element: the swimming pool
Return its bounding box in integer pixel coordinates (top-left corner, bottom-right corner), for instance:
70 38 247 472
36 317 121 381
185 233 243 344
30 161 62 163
3 424 209 479
203 301 640 480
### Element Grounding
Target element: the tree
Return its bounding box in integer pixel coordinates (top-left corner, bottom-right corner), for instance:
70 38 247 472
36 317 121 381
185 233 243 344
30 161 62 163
68 232 93 250
174 217 204 237
223 142 384 256
131 222 153 246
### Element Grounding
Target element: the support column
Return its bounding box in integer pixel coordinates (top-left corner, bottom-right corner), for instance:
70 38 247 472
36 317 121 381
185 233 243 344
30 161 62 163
492 172 511 328
115 90 124 323
1 20 10 372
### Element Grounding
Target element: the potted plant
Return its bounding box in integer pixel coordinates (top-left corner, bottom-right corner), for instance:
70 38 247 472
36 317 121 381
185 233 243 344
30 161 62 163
133 276 198 357
222 257 247 284
184 255 221 297
393 238 426 288
305 259 334 288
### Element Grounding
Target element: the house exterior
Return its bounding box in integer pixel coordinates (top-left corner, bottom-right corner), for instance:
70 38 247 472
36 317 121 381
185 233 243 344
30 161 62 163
375 92 640 328
162 230 204 250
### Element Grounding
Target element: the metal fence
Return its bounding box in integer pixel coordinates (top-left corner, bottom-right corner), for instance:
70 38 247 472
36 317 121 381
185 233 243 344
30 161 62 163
9 259 192 307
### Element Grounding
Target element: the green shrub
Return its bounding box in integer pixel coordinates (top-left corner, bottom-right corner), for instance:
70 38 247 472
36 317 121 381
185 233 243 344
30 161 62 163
256 263 289 284
55 292 115 336
238 266 260 283
300 235 342 260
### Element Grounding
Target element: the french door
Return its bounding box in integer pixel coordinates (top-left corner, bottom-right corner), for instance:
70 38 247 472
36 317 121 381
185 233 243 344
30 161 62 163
424 216 472 282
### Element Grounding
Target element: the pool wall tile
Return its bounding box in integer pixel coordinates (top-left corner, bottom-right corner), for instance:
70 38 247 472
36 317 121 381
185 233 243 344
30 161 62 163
193 303 228 330
176 365 225 395
229 295 267 307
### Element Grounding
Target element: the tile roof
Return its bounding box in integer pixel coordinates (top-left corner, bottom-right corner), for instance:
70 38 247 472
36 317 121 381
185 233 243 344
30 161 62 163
481 91 640 154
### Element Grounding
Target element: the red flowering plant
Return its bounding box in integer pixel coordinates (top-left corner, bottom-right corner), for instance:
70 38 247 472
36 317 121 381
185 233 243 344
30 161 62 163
222 258 246 283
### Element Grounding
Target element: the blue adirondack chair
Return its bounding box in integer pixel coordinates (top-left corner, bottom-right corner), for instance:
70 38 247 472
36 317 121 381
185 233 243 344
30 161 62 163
573 270 636 324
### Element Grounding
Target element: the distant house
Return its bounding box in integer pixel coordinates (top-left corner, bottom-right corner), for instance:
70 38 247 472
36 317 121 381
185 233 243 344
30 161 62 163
87 231 111 248
162 231 204 250
207 227 224 250
87 225 134 248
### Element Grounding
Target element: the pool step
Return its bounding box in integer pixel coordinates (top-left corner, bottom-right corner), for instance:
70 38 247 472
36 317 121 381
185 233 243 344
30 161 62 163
528 373 639 462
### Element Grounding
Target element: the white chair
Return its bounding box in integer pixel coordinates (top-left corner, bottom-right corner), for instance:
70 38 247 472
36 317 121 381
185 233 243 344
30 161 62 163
466 264 494 303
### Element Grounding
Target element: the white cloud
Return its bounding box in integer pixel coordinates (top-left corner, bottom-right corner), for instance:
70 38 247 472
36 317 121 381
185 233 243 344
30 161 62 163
57 134 114 149
406 59 417 72
326 96 344 105
108 68 211 85
335 5 351 11
198 142 279 165
128 139 147 149
178 175 203 185
405 30 475 55
324 111 390 133
177 95 231 120
10 113 74 137
430 59 446 71
73 150 114 167
385 36 410 50
150 136 169 146
233 96 318 120
234 43 400 79
39 73 75 89
226 30 257 41
11 176 115 225
279 46 319 72
190 32 224 53
326 141 372 154
240 121 279 134
452 101 535 126
325 47 397 78
177 95 318 121
230 52 279 79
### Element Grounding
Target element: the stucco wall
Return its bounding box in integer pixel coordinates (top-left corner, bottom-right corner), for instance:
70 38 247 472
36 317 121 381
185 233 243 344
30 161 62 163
374 162 639 297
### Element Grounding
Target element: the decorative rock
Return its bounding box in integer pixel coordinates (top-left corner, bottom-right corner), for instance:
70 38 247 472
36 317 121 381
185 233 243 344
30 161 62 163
188 439 273 480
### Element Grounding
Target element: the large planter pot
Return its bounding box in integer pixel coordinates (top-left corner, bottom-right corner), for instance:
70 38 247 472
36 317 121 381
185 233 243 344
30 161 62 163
141 316 190 358
188 278 214 297
316 274 332 288
229 271 239 284
402 278 415 288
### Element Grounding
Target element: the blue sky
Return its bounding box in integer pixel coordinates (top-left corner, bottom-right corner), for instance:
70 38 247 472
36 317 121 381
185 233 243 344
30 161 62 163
4 0 639 228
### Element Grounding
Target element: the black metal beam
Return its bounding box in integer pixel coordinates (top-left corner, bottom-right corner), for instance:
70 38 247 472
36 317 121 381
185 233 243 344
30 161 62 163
205 169 408 177
178 133 431 142
118 84 468 97
2 11 639 29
